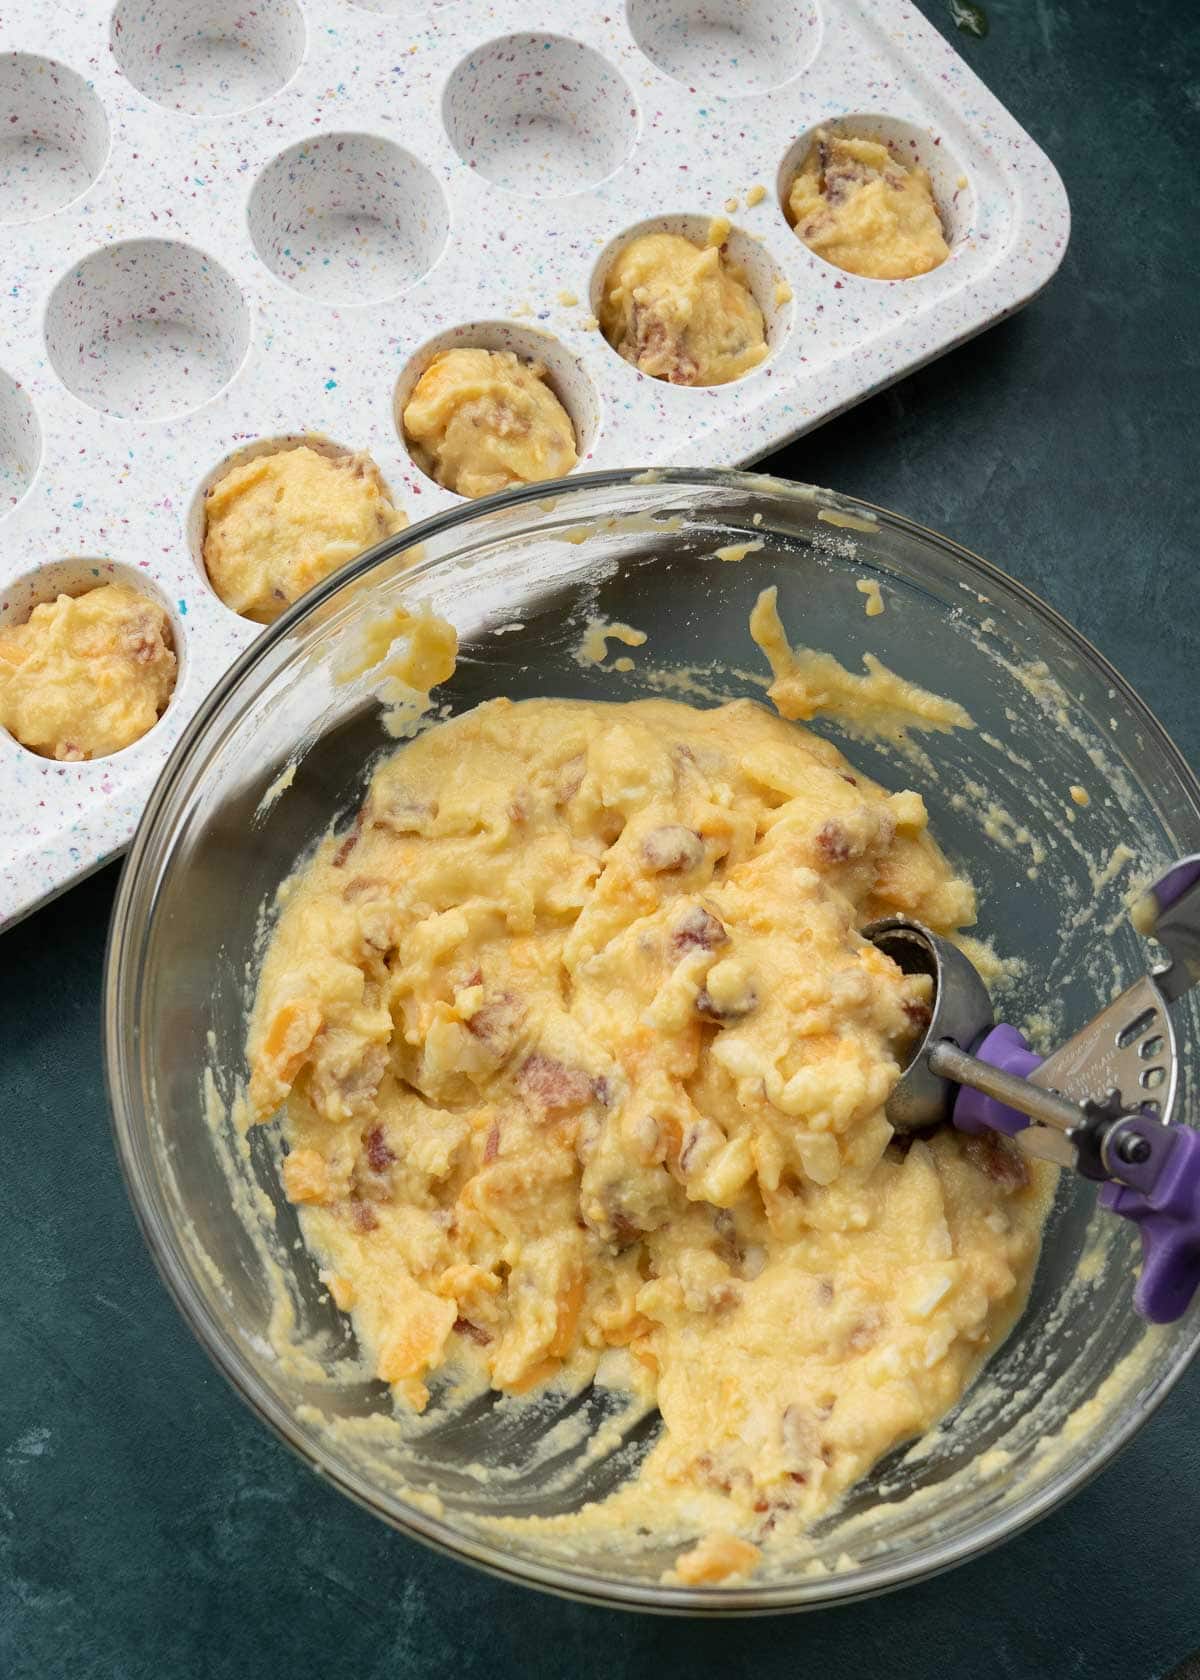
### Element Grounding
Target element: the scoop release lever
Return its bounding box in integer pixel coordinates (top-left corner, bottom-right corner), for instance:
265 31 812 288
867 854 1200 1324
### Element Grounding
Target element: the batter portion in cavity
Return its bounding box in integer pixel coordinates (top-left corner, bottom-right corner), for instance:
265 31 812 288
402 349 578 499
787 130 950 280
246 627 1051 1567
599 232 767 385
203 445 408 625
0 583 176 761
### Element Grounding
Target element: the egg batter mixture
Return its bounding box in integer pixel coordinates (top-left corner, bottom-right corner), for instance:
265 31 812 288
203 445 408 625
402 349 579 499
787 131 950 280
0 583 176 761
246 594 1051 1577
598 232 767 386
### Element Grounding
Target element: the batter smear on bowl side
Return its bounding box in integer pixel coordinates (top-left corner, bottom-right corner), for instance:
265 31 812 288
787 130 950 280
402 349 578 499
202 445 408 625
245 592 1052 1579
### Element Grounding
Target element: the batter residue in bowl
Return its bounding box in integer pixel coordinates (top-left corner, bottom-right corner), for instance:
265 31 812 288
402 349 579 499
244 593 1051 1578
598 231 767 386
786 131 950 280
0 583 176 761
202 445 408 625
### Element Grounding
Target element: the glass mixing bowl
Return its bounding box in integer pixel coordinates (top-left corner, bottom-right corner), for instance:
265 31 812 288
106 469 1200 1612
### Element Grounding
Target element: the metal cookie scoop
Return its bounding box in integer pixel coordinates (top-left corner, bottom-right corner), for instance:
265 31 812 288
867 855 1200 1324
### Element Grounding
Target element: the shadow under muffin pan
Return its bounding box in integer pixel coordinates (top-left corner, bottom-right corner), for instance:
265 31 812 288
0 0 1067 926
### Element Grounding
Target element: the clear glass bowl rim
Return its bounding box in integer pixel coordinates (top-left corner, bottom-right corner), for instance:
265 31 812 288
104 466 1200 1613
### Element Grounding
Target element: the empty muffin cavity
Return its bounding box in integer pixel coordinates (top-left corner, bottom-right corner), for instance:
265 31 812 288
248 132 449 305
0 559 180 763
779 116 973 279
110 0 305 117
0 369 40 515
0 53 110 224
44 239 250 421
195 439 408 624
395 324 599 498
627 0 820 97
443 34 638 198
590 214 792 387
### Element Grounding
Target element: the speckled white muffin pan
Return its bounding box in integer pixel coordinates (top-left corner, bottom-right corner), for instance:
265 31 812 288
0 0 1069 927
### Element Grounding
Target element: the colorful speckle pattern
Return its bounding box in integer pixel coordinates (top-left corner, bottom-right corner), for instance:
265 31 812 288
0 51 110 224
442 33 640 198
248 131 448 303
0 0 1069 927
44 238 252 420
628 0 823 97
109 0 307 118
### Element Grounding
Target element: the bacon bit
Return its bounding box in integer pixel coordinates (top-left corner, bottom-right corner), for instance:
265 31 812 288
788 1471 808 1485
695 985 757 1023
464 967 483 988
815 819 853 863
370 791 435 835
839 773 858 786
631 305 701 385
127 631 161 664
672 905 727 954
903 999 933 1033
364 1125 395 1174
753 1497 769 1513
341 875 388 903
517 1052 594 1116
679 1126 704 1174
965 1130 1030 1191
608 1208 642 1250
555 754 585 805
847 1309 883 1352
332 810 365 868
351 1200 378 1233
465 991 525 1053
483 1121 500 1163
453 1316 492 1346
641 825 704 874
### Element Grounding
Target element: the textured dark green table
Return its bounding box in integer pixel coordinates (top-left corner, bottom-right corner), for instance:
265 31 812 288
3 4 1199 1676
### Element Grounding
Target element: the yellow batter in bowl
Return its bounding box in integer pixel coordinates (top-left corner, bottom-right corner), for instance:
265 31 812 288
401 349 579 499
598 232 768 386
202 445 408 625
0 583 176 762
244 591 1051 1580
787 131 950 280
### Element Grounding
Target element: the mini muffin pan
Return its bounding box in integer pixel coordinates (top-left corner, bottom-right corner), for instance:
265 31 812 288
0 0 1069 926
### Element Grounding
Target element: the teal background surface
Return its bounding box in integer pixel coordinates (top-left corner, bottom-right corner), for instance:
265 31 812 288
3 2 1199 1674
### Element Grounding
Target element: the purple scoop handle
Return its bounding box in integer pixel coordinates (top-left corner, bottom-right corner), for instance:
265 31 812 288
1151 858 1200 915
1100 1123 1200 1323
951 1025 1200 1324
954 1024 1043 1136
